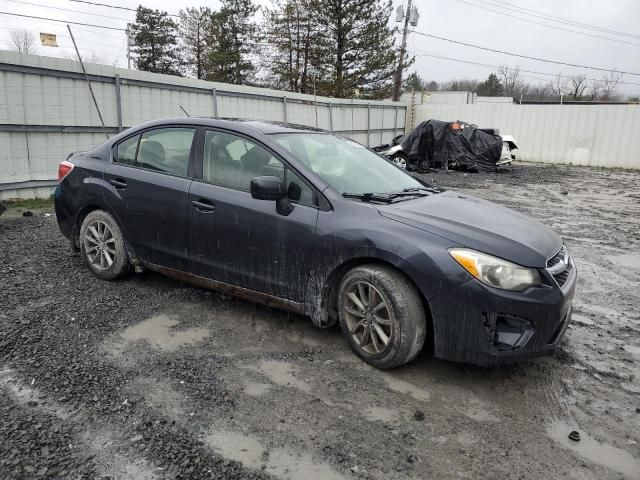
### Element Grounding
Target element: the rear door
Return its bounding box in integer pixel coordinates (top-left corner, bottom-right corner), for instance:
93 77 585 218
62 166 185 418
104 126 197 270
187 129 319 301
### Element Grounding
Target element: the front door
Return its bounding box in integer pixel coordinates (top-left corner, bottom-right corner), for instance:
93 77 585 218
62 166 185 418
103 126 197 269
188 129 319 301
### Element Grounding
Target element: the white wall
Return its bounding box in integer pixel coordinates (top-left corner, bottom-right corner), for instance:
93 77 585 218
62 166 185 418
414 103 640 169
0 51 407 199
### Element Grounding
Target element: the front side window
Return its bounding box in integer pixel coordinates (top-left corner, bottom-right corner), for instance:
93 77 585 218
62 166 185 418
274 133 423 195
203 130 314 206
137 128 195 177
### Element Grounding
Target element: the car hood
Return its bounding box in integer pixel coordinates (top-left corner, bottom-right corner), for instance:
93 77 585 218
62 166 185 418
378 191 560 268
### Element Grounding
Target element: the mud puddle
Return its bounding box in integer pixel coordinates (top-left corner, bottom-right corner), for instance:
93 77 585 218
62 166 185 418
382 374 431 402
206 430 346 480
247 360 312 394
547 420 640 478
118 314 210 352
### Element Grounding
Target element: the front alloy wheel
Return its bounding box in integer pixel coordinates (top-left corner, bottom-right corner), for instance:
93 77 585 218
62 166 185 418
338 264 427 369
343 281 392 355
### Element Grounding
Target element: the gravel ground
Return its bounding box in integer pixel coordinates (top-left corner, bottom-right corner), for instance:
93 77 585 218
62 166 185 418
1 162 639 480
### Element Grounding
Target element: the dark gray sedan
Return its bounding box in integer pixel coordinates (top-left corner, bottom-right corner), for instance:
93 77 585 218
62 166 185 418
55 118 576 368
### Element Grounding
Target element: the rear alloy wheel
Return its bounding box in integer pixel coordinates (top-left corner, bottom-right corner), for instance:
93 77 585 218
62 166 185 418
80 210 130 280
338 265 427 369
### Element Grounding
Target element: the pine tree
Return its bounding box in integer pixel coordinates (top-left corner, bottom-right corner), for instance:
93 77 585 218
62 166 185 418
310 0 401 99
404 72 425 92
263 0 317 94
131 6 182 75
206 0 258 84
179 7 212 79
477 73 504 96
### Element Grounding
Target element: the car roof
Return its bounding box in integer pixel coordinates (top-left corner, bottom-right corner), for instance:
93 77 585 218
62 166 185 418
124 117 327 136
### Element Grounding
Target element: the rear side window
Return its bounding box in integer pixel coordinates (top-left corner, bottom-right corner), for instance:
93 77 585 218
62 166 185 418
115 134 139 166
137 128 195 177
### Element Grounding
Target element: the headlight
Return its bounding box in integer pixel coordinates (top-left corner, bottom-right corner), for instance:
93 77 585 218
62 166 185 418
449 248 541 291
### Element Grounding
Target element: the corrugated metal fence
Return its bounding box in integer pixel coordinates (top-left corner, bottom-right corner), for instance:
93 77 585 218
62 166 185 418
414 102 640 169
0 51 407 199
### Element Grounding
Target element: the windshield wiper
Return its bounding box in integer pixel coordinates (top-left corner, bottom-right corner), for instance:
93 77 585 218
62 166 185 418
402 186 442 194
342 192 394 203
343 189 435 203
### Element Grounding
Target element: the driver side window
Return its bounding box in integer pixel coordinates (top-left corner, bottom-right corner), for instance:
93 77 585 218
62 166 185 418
202 130 315 206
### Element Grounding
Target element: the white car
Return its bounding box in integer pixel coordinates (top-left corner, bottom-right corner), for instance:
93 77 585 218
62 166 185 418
498 135 518 166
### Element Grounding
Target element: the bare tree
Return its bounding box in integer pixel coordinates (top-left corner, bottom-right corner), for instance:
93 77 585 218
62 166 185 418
548 73 570 99
588 79 601 101
440 79 479 92
599 70 623 101
64 52 106 64
497 64 526 97
8 29 37 54
569 75 588 100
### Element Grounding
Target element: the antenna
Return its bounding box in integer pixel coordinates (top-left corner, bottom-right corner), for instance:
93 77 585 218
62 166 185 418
179 105 191 117
67 25 109 140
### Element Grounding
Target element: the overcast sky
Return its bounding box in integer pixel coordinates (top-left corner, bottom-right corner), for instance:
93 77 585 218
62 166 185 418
1 0 639 96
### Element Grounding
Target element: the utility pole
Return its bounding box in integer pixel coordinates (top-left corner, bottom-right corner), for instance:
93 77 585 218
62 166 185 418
393 0 419 102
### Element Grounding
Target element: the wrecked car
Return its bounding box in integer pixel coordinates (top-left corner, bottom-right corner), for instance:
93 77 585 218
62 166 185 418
55 118 576 368
402 120 502 172
374 121 516 172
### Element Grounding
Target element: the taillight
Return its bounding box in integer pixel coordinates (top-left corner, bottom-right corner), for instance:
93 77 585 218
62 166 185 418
58 160 74 181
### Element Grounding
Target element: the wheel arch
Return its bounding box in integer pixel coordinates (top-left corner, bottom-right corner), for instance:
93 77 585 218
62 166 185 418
72 202 132 261
312 256 434 352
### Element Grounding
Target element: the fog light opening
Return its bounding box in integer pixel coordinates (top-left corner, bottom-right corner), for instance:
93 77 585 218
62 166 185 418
483 313 534 351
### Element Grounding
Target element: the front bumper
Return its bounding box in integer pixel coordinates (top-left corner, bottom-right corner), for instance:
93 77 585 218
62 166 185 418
428 266 576 366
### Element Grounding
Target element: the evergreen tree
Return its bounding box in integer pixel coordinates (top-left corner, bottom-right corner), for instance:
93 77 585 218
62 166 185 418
476 73 504 96
206 0 258 84
179 7 212 79
263 0 317 94
404 72 425 92
130 6 182 75
310 0 401 99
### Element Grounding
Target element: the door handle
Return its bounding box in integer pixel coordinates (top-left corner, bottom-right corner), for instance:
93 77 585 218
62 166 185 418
109 178 127 189
192 199 216 213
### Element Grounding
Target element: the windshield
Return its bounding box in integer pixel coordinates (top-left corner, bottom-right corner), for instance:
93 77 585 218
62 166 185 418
273 133 422 195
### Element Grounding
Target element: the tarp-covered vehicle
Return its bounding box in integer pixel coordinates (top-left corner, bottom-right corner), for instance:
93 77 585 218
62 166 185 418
401 119 503 172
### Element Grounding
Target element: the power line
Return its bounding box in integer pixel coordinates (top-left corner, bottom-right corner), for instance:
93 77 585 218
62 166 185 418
0 11 126 31
411 31 640 77
482 0 640 40
411 48 640 87
69 0 180 18
450 0 640 47
3 0 131 22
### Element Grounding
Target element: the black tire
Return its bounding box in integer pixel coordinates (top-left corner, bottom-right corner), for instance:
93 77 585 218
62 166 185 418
79 210 130 280
338 264 427 369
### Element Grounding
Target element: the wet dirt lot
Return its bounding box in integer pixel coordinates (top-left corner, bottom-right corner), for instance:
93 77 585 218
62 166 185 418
1 162 639 479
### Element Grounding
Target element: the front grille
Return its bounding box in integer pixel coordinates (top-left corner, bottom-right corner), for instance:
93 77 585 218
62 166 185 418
547 246 572 288
553 269 570 287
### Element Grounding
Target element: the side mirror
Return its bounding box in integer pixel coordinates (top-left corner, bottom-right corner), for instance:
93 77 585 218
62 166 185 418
250 176 287 201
